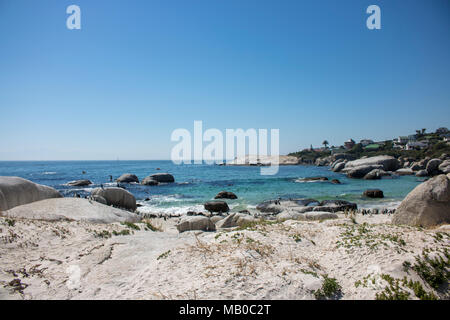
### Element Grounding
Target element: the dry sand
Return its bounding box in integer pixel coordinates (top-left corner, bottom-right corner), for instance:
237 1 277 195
0 214 448 300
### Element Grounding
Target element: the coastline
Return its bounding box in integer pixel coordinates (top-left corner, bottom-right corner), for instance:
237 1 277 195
1 157 449 300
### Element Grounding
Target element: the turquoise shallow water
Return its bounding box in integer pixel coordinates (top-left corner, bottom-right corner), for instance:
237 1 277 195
0 161 424 214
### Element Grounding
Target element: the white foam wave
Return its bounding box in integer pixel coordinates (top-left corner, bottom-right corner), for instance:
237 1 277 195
136 204 205 217
358 201 401 210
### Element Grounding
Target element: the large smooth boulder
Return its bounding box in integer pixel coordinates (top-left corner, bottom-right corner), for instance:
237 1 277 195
344 155 400 172
89 195 107 205
419 158 429 169
210 216 224 224
346 165 383 178
410 163 424 171
2 198 140 223
91 187 137 211
364 169 390 180
204 201 229 213
176 216 216 233
0 176 62 211
216 213 255 228
256 200 284 214
116 174 139 183
141 177 159 186
332 162 346 172
395 168 414 176
148 173 175 183
67 179 92 187
392 175 450 228
363 189 384 198
415 170 428 177
214 191 238 199
426 159 442 175
330 159 344 169
438 160 450 174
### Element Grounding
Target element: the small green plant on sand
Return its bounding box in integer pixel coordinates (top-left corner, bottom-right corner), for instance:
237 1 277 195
412 248 449 290
113 229 131 236
375 274 438 300
375 274 410 300
157 250 171 260
94 230 112 238
121 222 140 231
5 219 15 227
235 219 281 231
144 221 162 232
313 275 342 300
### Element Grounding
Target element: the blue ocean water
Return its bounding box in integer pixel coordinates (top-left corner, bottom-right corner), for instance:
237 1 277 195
0 161 423 214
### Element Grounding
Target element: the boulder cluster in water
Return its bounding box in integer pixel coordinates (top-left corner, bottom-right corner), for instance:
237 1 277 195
1 160 449 233
316 153 450 179
115 173 176 185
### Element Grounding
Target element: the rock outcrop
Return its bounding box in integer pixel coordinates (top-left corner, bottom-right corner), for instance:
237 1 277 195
415 170 428 177
395 168 414 176
204 201 230 213
176 216 216 233
215 213 255 228
89 195 107 205
426 159 442 175
392 174 450 228
67 179 92 186
344 155 400 172
141 177 159 186
91 187 137 211
0 176 62 211
438 160 450 174
363 189 384 198
256 198 356 216
148 173 175 183
364 169 390 180
332 162 346 172
2 198 140 223
214 191 238 199
346 165 383 178
295 177 328 182
116 174 139 183
410 163 424 171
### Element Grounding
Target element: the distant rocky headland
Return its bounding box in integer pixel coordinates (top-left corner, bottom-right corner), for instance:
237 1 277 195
289 127 450 178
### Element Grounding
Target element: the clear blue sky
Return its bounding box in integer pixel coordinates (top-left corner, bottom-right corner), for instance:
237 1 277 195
1 0 449 160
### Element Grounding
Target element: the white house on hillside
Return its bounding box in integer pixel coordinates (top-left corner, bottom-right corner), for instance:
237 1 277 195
406 141 428 150
396 136 408 144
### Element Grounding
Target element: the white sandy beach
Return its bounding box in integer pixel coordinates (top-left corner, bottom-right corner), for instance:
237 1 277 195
1 213 448 300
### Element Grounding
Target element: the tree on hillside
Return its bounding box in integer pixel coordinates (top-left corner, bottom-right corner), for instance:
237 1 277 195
322 140 329 149
421 128 426 135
